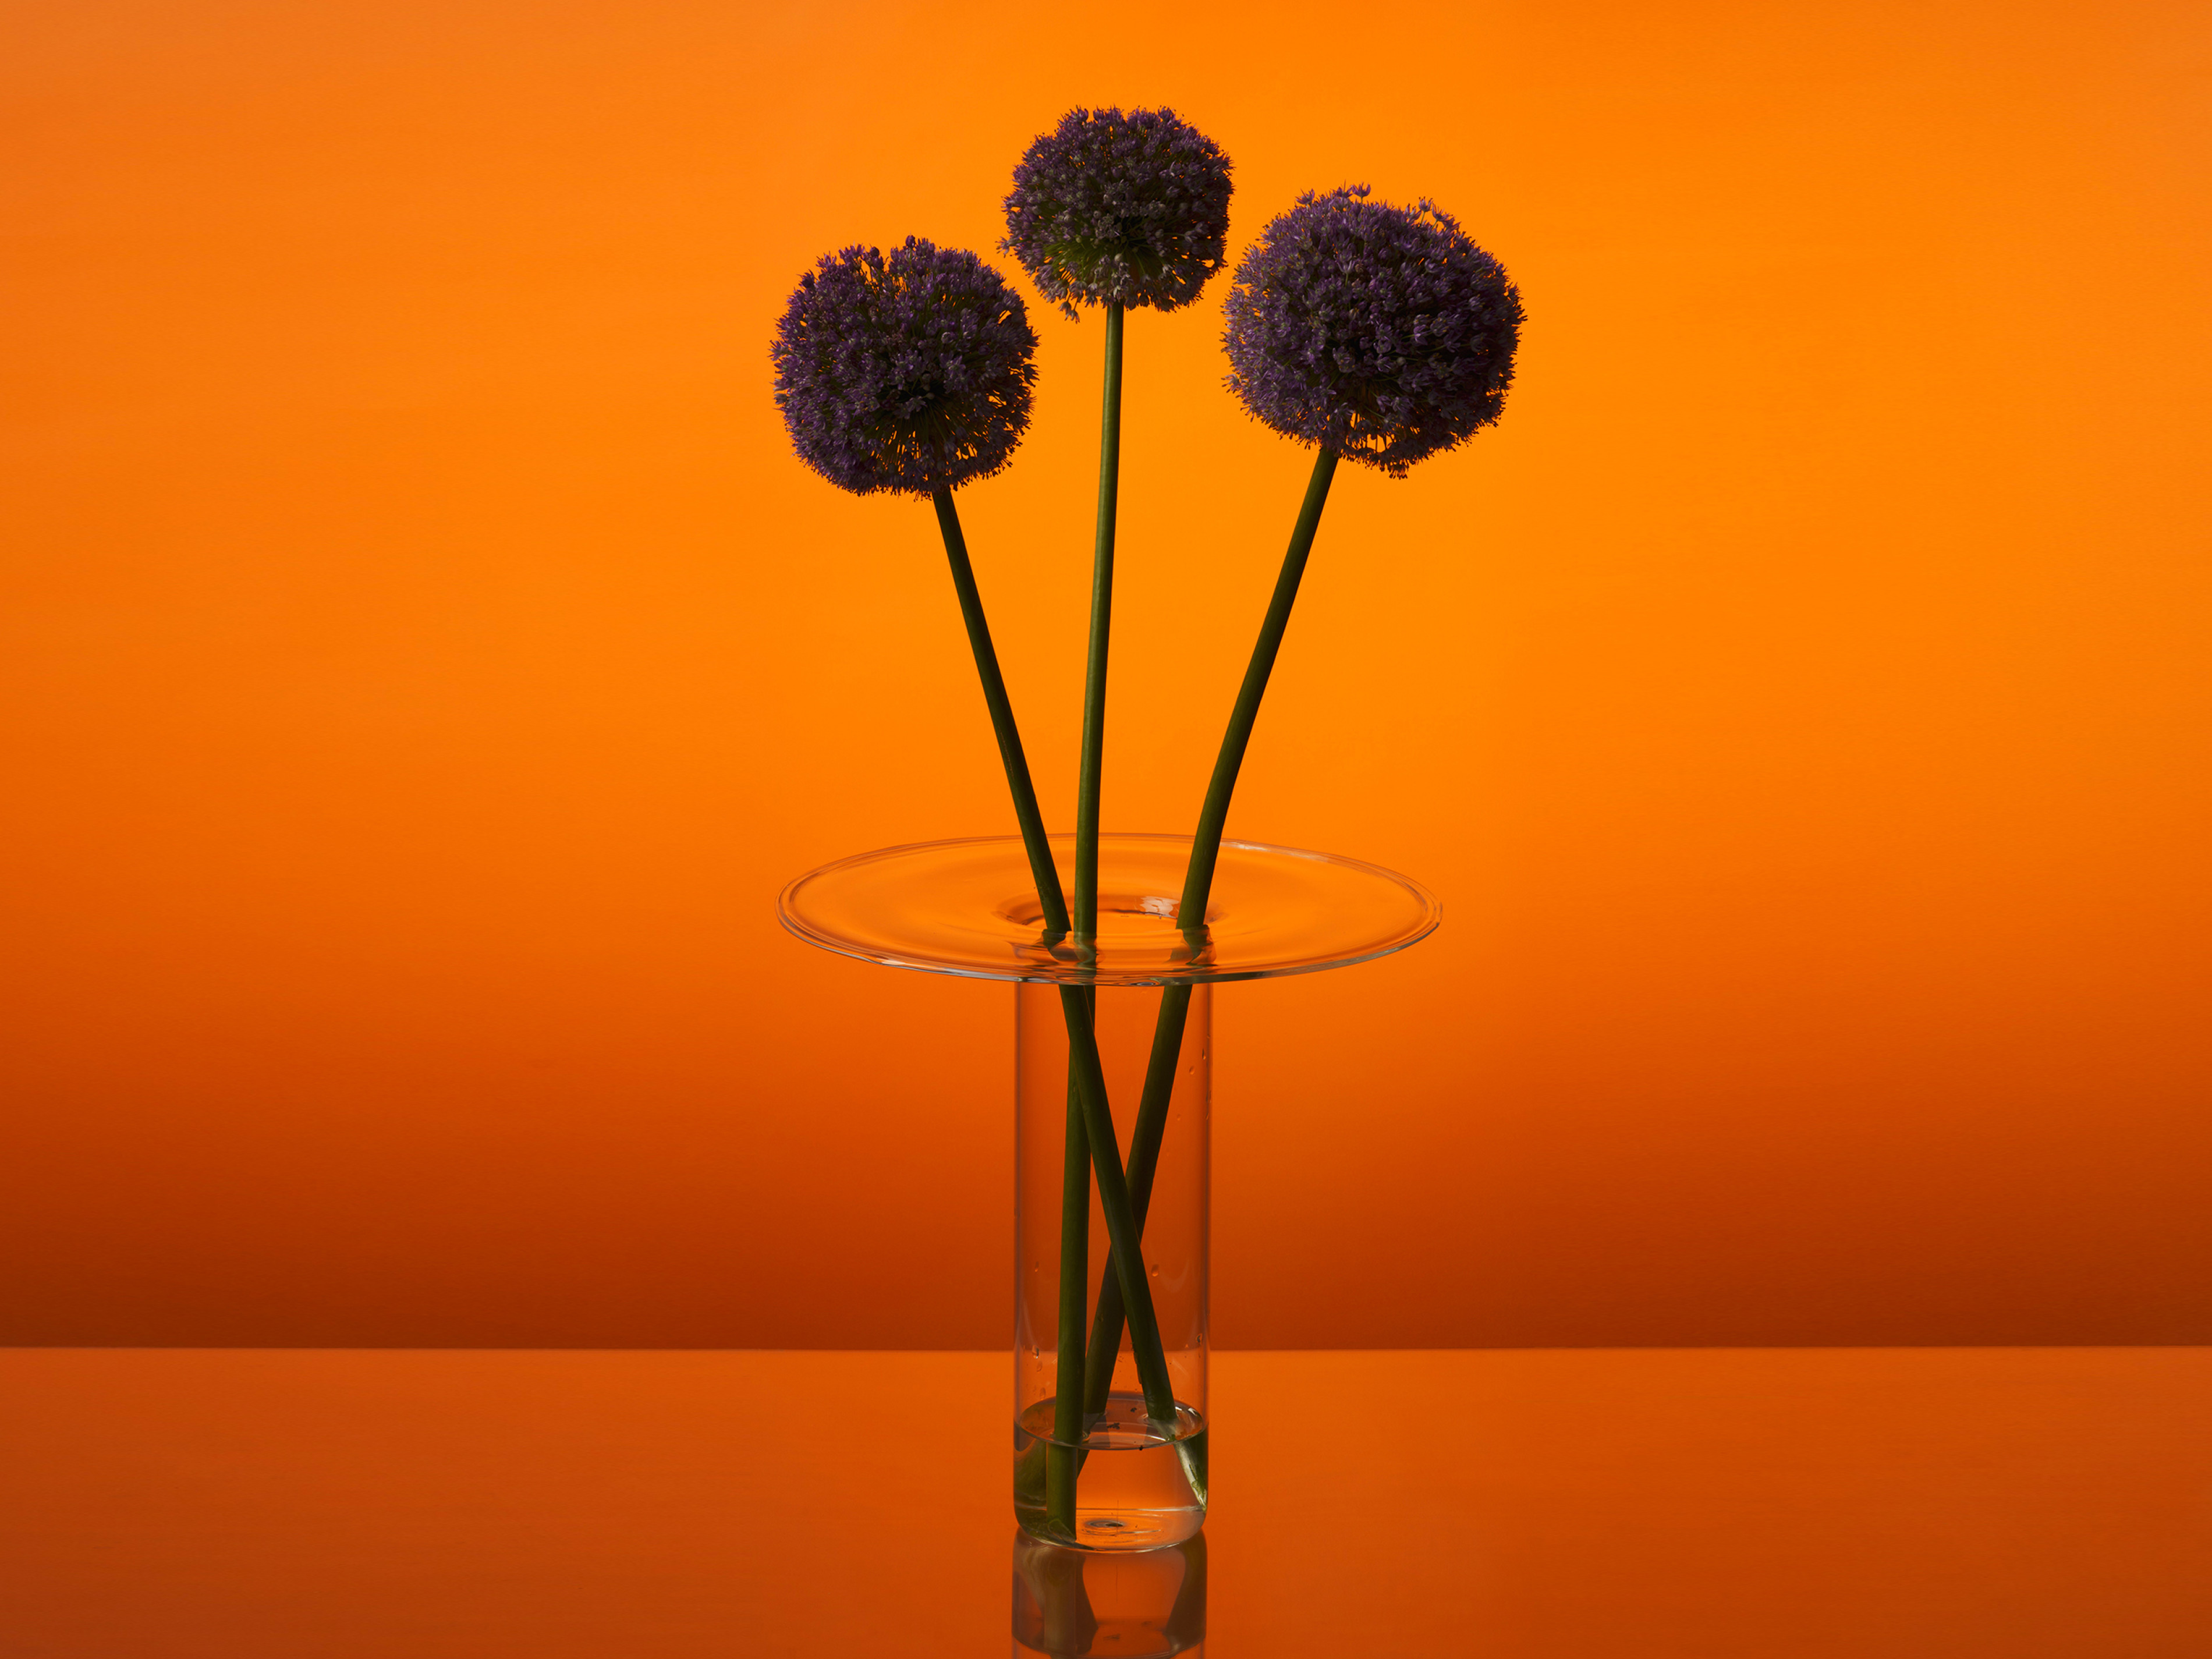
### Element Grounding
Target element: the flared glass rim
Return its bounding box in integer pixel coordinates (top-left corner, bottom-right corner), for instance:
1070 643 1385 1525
777 831 1441 986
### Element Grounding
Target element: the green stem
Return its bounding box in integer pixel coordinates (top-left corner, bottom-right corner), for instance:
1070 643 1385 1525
1046 1022 1091 1537
1082 446 1343 1412
931 485 1070 938
1059 984 1178 1428
1177 445 1341 928
1046 307 1124 1524
928 484 1099 1530
1073 302 1125 947
1079 981 1191 1417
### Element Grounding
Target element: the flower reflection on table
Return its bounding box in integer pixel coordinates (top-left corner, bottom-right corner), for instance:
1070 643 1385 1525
1013 1530 1207 1658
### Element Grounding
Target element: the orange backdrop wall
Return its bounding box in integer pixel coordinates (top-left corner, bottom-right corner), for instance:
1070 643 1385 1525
4 0 2207 1348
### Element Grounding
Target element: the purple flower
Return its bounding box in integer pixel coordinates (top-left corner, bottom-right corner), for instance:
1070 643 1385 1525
1002 107 1233 321
1223 187 1524 477
771 238 1038 497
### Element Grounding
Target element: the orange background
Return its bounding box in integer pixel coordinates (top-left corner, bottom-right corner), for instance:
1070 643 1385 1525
3 0 2207 1348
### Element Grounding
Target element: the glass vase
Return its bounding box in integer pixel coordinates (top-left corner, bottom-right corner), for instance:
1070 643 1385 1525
781 832 1438 1551
1014 976 1211 1548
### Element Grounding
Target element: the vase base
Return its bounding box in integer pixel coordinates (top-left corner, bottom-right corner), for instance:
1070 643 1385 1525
1015 1395 1207 1552
1014 1503 1206 1554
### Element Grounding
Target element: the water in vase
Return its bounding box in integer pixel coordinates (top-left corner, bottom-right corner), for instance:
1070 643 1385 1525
1015 1393 1208 1551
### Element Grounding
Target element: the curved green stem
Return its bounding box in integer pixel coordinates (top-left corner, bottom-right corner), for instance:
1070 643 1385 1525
928 484 1101 1529
931 485 1069 938
1177 445 1340 926
1084 446 1343 1415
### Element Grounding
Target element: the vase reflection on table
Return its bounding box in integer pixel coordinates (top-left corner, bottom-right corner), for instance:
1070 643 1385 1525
781 831 1438 1547
1013 1530 1207 1658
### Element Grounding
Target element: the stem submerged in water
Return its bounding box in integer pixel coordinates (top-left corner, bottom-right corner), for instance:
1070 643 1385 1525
1046 1023 1091 1536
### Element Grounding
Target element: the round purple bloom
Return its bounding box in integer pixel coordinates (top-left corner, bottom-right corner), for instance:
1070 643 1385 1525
1223 187 1524 477
771 238 1038 497
1002 107 1233 321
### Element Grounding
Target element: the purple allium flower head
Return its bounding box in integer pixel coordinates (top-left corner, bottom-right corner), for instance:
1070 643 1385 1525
1002 107 1233 321
771 238 1038 497
1223 186 1524 477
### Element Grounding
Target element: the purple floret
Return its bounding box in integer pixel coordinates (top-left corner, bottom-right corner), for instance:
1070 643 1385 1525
771 238 1038 497
1223 187 1524 476
1002 107 1233 320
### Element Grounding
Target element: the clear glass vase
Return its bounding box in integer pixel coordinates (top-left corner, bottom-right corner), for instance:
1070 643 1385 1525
1013 976 1212 1549
781 832 1438 1551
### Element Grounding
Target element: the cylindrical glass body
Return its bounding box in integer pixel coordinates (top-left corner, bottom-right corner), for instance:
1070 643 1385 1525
1015 981 1210 1551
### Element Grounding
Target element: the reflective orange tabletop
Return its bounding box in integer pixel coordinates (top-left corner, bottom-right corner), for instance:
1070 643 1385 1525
3 1348 2207 1656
